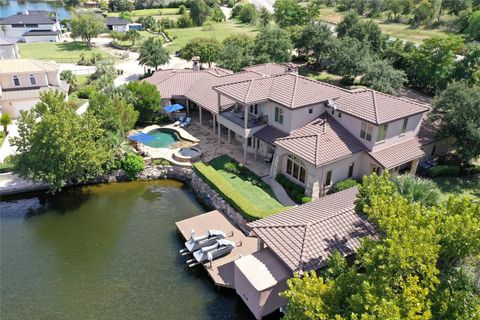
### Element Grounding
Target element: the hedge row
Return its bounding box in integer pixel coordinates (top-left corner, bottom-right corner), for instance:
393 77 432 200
333 178 359 193
275 173 310 204
193 162 285 221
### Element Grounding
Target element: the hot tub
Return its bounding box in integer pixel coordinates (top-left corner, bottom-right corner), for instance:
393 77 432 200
173 147 203 163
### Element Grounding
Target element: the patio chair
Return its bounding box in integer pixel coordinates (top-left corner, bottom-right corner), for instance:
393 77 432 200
264 152 273 163
174 116 185 126
180 117 191 128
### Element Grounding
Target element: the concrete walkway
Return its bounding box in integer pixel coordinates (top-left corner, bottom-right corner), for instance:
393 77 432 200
262 176 297 206
0 173 49 196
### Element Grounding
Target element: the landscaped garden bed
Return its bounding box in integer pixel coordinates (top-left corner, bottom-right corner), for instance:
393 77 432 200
193 155 285 221
275 173 311 204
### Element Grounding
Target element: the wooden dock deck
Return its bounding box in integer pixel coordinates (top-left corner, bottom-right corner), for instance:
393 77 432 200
176 210 258 288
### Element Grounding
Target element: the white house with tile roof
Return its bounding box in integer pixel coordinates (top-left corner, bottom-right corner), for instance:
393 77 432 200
0 11 62 43
146 62 434 199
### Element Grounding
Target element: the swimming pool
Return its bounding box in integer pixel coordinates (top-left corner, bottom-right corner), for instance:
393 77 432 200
144 128 181 148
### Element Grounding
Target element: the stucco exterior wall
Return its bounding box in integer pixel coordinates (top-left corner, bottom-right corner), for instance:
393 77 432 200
371 113 423 152
420 137 455 162
0 72 49 89
24 34 60 43
0 99 38 118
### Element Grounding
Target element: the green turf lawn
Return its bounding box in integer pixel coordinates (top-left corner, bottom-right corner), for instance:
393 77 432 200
431 176 480 200
319 7 451 42
18 42 114 62
107 8 180 17
208 155 285 218
167 20 257 53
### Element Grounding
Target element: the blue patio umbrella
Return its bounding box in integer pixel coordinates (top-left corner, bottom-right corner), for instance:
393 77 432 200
163 104 184 113
128 132 155 144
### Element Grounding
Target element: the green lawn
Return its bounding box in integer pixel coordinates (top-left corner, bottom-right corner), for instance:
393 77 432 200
107 8 180 17
75 74 90 85
194 155 286 220
319 7 451 42
167 20 258 53
431 177 480 200
18 42 114 63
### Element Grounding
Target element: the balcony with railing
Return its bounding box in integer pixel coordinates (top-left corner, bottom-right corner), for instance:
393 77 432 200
219 106 268 129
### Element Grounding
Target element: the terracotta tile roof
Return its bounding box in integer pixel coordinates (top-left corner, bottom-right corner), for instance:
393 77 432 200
214 74 349 109
242 63 289 76
207 67 234 76
0 13 56 25
248 187 378 273
0 59 58 74
335 89 430 125
368 139 425 169
254 125 289 145
274 113 366 167
106 16 128 26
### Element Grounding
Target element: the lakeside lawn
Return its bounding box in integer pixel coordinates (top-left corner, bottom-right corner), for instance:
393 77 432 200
18 42 114 63
319 7 451 42
107 8 180 17
431 176 480 200
193 155 286 220
167 20 258 53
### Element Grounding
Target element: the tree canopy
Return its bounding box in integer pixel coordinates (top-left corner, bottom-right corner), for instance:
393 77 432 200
122 81 162 125
295 22 335 68
189 0 210 26
180 37 222 68
273 0 306 28
253 27 293 64
217 34 254 72
70 13 105 46
138 37 170 70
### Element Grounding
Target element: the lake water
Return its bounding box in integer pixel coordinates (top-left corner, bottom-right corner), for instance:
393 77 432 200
0 1 71 19
0 180 257 320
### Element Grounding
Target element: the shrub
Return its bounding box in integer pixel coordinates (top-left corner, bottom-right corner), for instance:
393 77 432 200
394 174 441 207
464 166 480 176
276 173 305 204
301 197 312 204
0 155 15 173
122 153 144 178
427 165 460 178
333 178 359 192
153 158 171 166
223 161 240 174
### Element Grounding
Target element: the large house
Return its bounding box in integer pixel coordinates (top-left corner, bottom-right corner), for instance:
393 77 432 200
0 11 62 43
106 16 129 32
147 62 434 200
0 59 68 118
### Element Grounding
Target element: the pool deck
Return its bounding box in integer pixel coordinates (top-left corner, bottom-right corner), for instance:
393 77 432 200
175 210 258 289
142 124 200 143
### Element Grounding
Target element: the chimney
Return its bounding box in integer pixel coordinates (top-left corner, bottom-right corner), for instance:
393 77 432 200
191 56 200 71
285 62 298 74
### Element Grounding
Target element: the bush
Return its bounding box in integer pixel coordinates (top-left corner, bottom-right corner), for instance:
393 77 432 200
276 173 306 203
301 197 312 204
0 155 15 173
427 165 461 178
394 174 441 206
333 178 359 192
122 153 144 178
194 162 285 221
464 166 480 176
223 161 240 174
153 158 171 166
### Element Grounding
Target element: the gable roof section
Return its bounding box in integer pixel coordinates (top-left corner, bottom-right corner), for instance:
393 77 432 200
274 113 366 167
368 139 425 169
0 13 55 25
106 16 128 26
0 58 58 74
242 63 288 76
248 187 378 273
335 89 430 125
214 74 349 109
254 125 289 145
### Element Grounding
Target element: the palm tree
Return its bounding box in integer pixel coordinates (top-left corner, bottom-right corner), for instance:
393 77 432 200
0 113 12 135
394 174 441 207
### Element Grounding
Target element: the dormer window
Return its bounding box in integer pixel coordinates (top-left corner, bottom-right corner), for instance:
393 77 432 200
249 104 258 115
30 74 36 85
13 75 20 86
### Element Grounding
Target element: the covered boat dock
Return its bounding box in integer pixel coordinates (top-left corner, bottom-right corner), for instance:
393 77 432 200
175 210 258 288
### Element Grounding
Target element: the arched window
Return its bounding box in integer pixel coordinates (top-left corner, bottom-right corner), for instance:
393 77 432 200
30 74 36 85
13 75 20 86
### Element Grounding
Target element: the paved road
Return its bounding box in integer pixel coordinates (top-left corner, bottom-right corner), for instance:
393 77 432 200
250 0 275 12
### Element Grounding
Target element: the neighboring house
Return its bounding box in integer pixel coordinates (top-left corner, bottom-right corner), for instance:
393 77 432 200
147 62 430 199
235 187 378 319
0 59 69 118
0 11 62 43
106 17 129 32
0 37 20 59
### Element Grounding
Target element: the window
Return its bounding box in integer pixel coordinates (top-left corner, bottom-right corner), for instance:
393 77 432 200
325 170 332 187
13 75 20 86
249 104 258 115
431 145 436 156
401 118 408 135
376 124 388 142
247 137 252 147
29 74 36 85
274 106 283 124
371 164 380 174
12 24 25 28
338 112 342 118
348 162 354 178
308 108 313 114
360 122 373 141
286 155 306 184
25 24 38 28
331 109 335 115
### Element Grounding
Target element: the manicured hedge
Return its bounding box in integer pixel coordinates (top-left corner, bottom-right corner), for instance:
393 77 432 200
333 178 359 193
193 162 285 221
427 165 460 178
275 173 305 204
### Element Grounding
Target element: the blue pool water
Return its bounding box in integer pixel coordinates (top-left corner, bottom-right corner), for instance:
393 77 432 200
144 128 181 148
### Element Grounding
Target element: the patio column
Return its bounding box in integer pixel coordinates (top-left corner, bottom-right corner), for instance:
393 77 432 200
217 122 221 145
243 103 248 164
410 158 420 174
243 137 248 164
254 138 258 161
227 129 231 144
199 106 203 126
186 100 190 116
212 114 216 134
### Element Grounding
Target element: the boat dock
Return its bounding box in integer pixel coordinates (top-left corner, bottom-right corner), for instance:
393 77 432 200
175 210 258 288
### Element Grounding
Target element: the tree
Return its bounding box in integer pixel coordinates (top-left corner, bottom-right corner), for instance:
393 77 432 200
124 29 141 46
394 174 441 206
136 16 156 30
0 113 12 135
273 0 306 28
337 12 387 53
362 58 406 94
456 43 480 85
444 0 472 15
180 37 222 68
138 37 170 70
238 3 258 24
60 70 78 93
189 0 210 26
258 7 272 27
466 10 480 40
177 12 194 28
217 34 254 72
122 153 144 178
430 81 480 164
11 91 112 191
410 36 464 92
384 0 404 20
122 81 162 124
70 13 105 46
253 27 293 64
411 0 434 26
108 0 134 12
295 22 335 68
210 5 226 22
336 10 360 38
327 37 372 84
